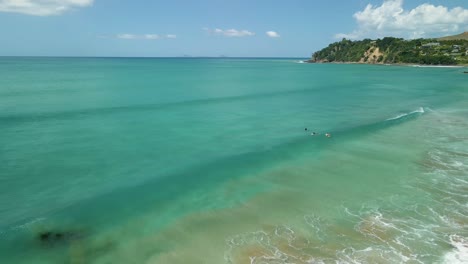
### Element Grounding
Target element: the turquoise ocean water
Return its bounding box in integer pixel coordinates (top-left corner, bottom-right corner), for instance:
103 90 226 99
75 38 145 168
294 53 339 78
0 58 467 263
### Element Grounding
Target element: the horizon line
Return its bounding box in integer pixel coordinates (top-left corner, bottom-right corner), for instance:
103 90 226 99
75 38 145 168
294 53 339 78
0 56 309 59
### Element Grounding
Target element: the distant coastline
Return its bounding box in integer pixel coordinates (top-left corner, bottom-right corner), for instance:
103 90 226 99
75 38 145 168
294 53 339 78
309 32 468 66
305 60 468 68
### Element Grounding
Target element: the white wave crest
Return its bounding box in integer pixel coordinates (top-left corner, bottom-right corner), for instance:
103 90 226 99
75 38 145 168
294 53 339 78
443 235 468 264
386 107 425 121
411 65 464 68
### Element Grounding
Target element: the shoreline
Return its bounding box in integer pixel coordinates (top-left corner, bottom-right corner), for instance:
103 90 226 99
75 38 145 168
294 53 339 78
304 60 468 68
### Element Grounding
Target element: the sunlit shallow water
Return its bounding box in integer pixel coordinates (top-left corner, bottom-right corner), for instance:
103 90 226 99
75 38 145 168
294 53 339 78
0 58 467 263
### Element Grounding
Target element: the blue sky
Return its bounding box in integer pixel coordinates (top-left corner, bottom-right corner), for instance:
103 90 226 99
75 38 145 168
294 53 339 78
0 0 467 57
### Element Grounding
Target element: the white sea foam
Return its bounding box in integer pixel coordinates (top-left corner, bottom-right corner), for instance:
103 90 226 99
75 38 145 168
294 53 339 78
223 106 468 264
224 204 465 264
225 225 317 264
386 107 425 121
0 217 46 238
304 214 328 241
410 65 464 68
443 235 468 264
12 217 46 230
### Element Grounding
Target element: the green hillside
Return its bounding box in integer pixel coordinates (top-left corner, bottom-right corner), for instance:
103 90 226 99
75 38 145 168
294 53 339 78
438 32 468 41
311 35 468 65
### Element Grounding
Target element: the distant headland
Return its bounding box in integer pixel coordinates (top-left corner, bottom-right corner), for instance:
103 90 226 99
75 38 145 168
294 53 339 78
309 32 468 66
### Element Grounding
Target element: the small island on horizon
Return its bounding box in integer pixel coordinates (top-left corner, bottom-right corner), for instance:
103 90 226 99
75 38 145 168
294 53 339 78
309 32 468 66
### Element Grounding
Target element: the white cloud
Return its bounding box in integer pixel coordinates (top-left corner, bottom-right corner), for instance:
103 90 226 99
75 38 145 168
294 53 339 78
266 31 280 38
336 0 468 39
0 0 94 16
144 34 160 40
204 28 255 37
116 34 176 40
117 34 137 40
334 32 360 40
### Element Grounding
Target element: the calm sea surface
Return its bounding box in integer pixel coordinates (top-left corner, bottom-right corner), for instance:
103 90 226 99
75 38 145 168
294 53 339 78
0 58 467 263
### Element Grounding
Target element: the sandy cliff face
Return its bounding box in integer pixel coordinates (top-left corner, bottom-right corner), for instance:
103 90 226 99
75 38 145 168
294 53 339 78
359 47 384 64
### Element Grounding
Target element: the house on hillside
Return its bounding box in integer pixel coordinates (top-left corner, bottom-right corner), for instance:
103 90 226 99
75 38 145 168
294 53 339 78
422 42 440 48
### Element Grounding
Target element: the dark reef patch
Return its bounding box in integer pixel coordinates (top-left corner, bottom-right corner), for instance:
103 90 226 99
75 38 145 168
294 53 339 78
37 230 85 247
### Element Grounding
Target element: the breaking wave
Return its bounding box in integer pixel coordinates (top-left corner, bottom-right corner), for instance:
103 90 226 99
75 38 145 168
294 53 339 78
223 107 468 263
386 107 425 121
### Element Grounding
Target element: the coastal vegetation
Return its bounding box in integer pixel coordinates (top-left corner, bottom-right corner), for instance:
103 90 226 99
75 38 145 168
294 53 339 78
311 32 468 65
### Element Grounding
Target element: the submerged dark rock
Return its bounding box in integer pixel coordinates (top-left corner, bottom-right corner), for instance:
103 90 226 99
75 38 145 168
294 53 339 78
39 231 52 241
37 230 84 246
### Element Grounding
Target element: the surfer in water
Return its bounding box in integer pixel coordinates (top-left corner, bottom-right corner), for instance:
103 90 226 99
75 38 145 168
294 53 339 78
306 128 318 136
325 133 331 138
